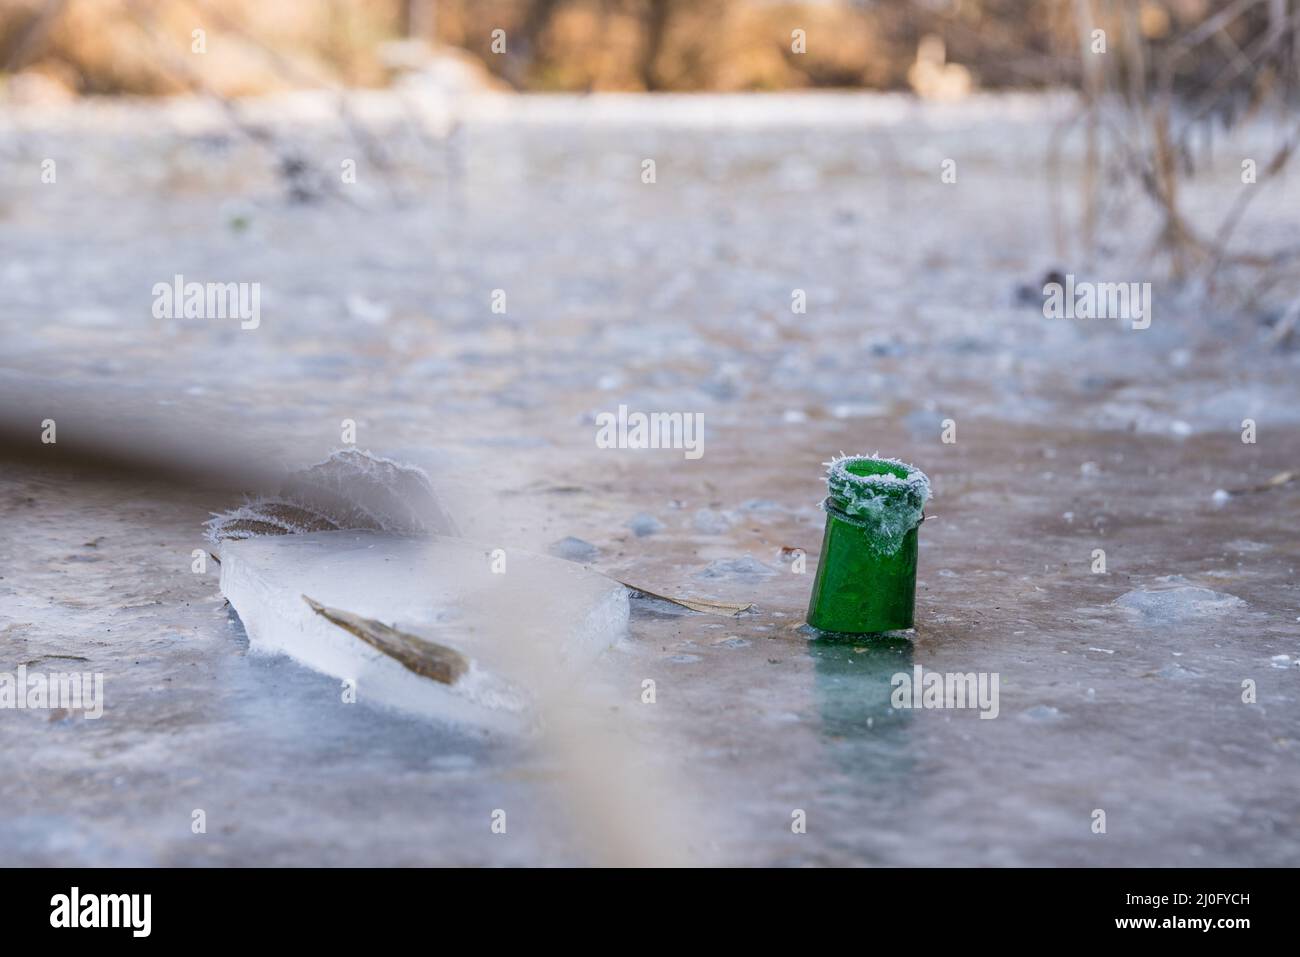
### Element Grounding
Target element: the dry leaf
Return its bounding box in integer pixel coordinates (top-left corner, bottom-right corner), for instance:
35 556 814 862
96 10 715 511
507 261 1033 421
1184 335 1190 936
619 580 753 617
1228 470 1297 495
302 595 469 685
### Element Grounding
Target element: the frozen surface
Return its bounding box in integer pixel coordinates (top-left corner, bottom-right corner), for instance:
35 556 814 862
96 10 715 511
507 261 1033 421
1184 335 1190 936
219 531 630 731
1 92 1298 865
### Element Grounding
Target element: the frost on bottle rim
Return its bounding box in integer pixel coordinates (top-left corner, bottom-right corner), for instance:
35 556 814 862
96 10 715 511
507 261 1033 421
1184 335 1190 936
807 454 931 636
822 454 930 554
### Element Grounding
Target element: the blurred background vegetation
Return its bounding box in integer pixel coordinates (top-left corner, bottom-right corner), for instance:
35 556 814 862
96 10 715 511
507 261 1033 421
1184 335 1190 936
0 0 1295 104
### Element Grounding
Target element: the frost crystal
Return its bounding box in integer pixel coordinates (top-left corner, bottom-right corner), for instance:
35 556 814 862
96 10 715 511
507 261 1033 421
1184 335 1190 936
821 452 931 555
206 448 457 544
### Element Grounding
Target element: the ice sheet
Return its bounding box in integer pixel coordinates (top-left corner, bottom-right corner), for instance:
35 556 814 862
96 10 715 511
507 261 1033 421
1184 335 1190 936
5 91 1300 865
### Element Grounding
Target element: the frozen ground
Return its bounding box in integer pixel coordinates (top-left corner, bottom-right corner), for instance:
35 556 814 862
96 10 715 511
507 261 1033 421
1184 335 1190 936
1 91 1298 865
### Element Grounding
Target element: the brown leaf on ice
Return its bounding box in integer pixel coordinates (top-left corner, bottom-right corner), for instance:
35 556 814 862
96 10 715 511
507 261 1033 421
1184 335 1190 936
1227 470 1297 495
302 595 469 685
619 581 752 617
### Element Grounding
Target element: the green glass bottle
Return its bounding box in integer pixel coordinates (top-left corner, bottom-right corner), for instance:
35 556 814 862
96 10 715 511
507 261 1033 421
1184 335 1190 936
805 455 930 635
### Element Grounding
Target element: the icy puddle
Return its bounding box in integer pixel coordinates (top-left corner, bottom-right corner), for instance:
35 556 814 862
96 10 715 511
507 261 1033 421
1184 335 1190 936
220 531 629 731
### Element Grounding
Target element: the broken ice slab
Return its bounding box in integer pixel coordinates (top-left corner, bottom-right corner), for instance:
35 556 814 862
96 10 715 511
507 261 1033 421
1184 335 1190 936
218 531 629 731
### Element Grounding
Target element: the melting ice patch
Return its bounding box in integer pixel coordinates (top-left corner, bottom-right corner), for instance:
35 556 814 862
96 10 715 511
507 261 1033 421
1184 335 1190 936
697 556 779 582
1113 576 1246 622
549 536 600 563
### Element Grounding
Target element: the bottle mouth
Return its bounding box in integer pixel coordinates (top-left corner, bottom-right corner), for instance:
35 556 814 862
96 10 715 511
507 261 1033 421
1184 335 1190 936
823 454 930 552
